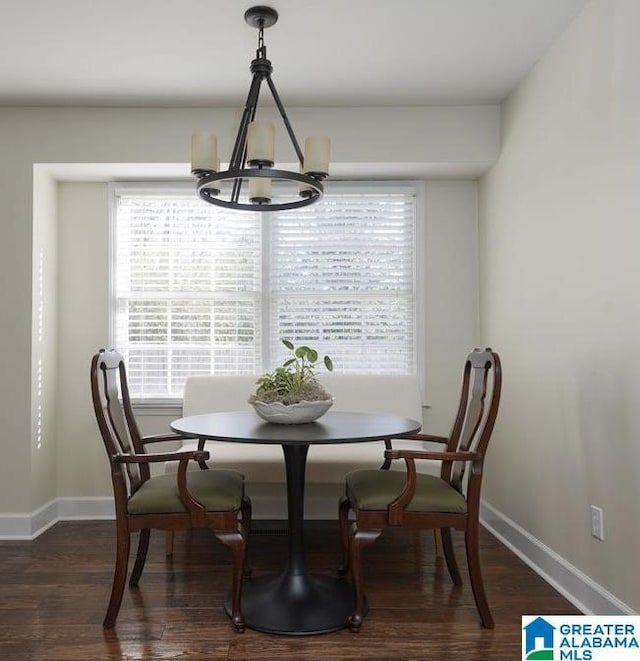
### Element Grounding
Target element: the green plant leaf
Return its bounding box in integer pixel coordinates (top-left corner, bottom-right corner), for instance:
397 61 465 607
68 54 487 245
252 339 334 403
295 346 310 359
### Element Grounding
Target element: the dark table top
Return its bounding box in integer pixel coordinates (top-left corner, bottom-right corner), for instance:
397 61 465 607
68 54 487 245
171 410 422 446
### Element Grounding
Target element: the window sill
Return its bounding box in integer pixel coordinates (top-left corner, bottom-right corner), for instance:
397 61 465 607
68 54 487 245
131 399 182 417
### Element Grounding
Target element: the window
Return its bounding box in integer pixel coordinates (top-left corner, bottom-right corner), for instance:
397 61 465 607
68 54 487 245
110 181 422 401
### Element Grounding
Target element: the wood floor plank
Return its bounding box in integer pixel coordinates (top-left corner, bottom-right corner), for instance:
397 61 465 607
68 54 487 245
0 521 580 660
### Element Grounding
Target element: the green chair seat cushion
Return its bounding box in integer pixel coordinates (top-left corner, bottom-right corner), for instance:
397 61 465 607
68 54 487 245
128 469 244 515
346 469 467 513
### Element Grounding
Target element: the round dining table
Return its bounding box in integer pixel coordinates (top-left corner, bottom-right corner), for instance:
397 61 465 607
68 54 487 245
170 410 422 635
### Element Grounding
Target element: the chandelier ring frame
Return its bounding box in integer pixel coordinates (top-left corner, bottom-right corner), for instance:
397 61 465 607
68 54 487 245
196 168 324 212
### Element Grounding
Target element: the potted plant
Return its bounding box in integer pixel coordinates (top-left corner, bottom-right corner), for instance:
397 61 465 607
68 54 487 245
249 339 334 424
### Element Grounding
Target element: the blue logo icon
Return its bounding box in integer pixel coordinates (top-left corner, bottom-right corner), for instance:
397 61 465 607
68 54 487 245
523 617 556 660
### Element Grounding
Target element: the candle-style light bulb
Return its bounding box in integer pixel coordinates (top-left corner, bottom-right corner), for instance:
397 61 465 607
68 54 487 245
303 136 330 176
249 177 272 203
247 121 275 167
191 132 218 173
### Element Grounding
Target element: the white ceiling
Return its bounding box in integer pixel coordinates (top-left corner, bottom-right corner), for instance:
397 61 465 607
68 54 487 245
0 0 589 107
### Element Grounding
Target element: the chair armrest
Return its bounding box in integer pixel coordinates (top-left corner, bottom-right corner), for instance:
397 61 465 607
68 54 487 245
113 449 210 464
141 433 184 445
380 433 449 470
404 432 449 444
385 449 479 462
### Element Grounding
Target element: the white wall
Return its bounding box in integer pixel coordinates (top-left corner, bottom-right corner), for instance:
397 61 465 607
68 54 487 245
55 184 111 498
0 105 496 523
423 181 480 431
31 169 59 508
479 0 640 612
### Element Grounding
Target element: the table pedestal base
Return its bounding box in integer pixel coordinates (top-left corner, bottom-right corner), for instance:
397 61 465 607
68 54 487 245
226 572 354 635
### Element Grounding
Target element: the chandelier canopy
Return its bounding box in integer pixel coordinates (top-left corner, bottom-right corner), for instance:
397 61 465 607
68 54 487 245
191 6 330 212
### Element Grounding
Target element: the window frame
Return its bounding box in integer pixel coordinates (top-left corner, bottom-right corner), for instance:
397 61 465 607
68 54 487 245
108 179 425 410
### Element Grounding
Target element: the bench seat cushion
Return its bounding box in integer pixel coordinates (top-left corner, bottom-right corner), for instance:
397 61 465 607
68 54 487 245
165 439 415 483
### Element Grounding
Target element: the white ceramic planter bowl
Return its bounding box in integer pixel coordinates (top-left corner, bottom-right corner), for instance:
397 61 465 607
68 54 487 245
251 398 334 424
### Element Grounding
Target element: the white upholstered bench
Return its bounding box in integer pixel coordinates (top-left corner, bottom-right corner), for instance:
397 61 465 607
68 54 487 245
167 374 441 519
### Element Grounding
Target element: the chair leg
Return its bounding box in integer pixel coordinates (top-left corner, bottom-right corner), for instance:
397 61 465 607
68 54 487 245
103 521 130 628
129 528 150 586
165 531 175 557
215 530 247 633
241 496 252 577
433 528 444 558
465 526 494 628
348 527 382 633
441 527 462 586
337 495 351 576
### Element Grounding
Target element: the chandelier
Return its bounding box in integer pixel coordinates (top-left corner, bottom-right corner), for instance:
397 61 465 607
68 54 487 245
190 6 330 212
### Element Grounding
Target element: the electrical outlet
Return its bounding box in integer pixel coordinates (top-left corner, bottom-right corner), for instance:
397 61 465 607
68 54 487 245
591 505 604 541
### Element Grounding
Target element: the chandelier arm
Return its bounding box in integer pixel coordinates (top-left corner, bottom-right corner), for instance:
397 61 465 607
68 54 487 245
230 174 242 205
229 73 263 171
229 71 265 203
265 75 305 166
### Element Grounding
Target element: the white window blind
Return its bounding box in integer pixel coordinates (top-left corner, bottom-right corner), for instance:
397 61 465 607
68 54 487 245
269 190 416 374
111 182 419 401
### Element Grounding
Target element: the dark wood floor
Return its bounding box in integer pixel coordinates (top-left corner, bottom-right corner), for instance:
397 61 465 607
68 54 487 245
0 520 579 660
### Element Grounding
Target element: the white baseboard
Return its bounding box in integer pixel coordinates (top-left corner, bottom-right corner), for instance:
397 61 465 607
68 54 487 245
0 495 296 540
1 495 635 617
0 497 116 540
480 499 636 616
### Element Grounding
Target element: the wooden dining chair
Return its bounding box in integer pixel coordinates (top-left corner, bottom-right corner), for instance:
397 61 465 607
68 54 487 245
338 348 502 631
90 349 251 631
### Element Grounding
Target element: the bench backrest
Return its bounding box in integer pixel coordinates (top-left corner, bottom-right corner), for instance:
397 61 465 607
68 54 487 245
182 374 423 424
318 374 422 422
182 375 257 417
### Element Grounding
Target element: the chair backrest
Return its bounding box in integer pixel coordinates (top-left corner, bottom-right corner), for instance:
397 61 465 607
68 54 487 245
445 348 501 497
90 349 147 500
